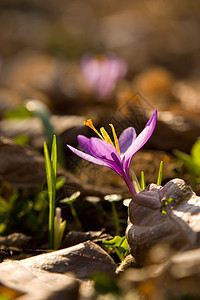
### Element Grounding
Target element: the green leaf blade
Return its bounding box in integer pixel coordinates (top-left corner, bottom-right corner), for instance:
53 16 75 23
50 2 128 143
50 135 57 205
44 138 57 250
191 138 200 166
174 149 200 175
51 135 57 180
157 161 163 186
140 171 146 191
44 141 52 201
102 236 130 262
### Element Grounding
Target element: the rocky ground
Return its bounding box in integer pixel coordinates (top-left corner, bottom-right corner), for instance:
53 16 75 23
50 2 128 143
0 1 200 299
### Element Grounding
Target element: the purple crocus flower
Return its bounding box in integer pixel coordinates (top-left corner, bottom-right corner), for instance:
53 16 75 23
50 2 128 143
67 109 157 197
81 53 128 99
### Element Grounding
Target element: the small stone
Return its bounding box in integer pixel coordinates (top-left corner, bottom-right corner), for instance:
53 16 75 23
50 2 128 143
61 230 113 248
20 241 116 279
0 241 116 299
0 233 31 249
119 248 200 299
126 178 200 265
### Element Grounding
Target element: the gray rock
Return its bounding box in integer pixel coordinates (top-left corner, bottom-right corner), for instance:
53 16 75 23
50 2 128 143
0 262 79 300
20 240 116 279
119 248 200 300
0 135 123 196
0 241 116 299
0 232 31 249
126 178 200 264
0 115 85 149
0 135 45 187
61 230 113 248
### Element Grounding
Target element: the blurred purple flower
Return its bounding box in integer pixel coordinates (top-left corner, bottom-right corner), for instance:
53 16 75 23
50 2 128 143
81 53 128 99
67 109 157 197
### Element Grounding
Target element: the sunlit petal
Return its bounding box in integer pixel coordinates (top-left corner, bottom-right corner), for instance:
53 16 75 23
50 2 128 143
89 138 124 176
67 145 108 167
67 109 157 198
119 127 137 155
77 135 93 155
123 109 157 170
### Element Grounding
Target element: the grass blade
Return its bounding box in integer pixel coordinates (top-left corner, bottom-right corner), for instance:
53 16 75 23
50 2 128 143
44 141 52 202
44 140 54 250
174 149 200 175
140 171 146 190
51 135 57 209
51 135 57 180
157 161 163 186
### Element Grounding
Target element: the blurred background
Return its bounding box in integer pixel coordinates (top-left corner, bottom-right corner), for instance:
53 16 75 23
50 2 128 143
0 0 200 189
0 0 200 255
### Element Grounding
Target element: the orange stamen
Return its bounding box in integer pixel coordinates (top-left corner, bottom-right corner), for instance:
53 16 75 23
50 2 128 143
84 119 103 139
109 124 120 156
84 119 120 156
100 127 114 146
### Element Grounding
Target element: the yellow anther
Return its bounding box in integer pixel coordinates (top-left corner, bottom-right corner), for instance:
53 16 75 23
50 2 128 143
84 119 121 156
84 119 103 139
100 127 114 146
109 124 120 156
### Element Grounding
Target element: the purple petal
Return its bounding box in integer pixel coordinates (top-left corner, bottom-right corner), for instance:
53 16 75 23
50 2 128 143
81 53 128 98
67 145 108 167
89 138 120 163
119 127 137 155
96 57 127 97
89 138 124 176
123 109 157 170
77 135 93 155
121 171 136 197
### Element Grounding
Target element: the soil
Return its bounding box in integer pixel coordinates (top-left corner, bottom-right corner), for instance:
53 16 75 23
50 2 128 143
0 1 200 299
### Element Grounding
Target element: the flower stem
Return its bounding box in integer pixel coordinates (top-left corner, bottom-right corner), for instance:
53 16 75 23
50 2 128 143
44 138 57 250
140 171 146 190
49 199 54 250
123 172 137 197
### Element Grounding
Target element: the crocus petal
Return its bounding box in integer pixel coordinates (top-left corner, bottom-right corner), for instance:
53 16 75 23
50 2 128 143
118 127 137 155
77 135 93 155
81 53 128 99
89 138 124 176
123 109 157 170
67 145 108 167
